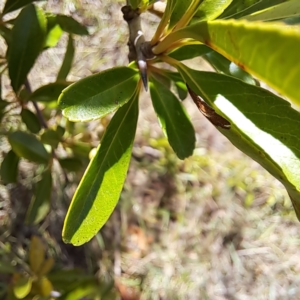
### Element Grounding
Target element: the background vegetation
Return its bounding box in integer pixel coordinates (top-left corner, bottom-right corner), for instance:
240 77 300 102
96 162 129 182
1 0 300 299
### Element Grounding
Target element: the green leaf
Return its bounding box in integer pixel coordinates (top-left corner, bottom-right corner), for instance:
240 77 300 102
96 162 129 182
13 275 32 299
58 157 83 172
63 91 139 246
243 0 300 21
57 34 75 80
58 67 139 122
44 13 63 48
21 108 41 133
166 19 300 106
176 63 300 219
2 0 44 15
8 131 50 164
40 129 61 148
203 50 256 85
0 261 15 274
220 0 289 19
149 76 195 159
168 44 211 61
0 23 11 45
26 170 52 224
193 0 233 21
57 15 89 36
28 81 71 103
169 0 194 29
1 150 19 184
8 4 46 92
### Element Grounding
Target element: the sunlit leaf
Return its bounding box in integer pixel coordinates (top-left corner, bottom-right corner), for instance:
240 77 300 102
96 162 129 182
63 90 139 245
0 150 19 184
44 13 63 48
13 275 32 299
8 131 50 164
150 76 195 159
193 0 233 21
176 62 300 219
160 19 300 106
26 170 52 224
8 4 46 92
58 67 139 122
243 0 300 22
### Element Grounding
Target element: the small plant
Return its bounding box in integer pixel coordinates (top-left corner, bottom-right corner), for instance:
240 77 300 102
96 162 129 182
59 0 300 245
1 0 300 246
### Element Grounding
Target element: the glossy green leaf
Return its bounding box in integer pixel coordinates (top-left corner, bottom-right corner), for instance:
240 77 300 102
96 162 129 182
26 170 52 224
40 129 61 148
8 4 46 92
57 15 89 36
243 0 300 21
149 76 195 159
13 275 32 299
28 81 71 102
1 150 19 184
162 19 300 106
8 131 50 164
58 67 139 122
21 108 41 133
163 71 188 100
58 157 83 172
219 0 287 19
57 34 75 80
63 91 139 246
2 0 43 15
203 50 256 85
176 63 300 219
44 13 63 48
168 44 211 60
193 0 233 21
169 0 194 29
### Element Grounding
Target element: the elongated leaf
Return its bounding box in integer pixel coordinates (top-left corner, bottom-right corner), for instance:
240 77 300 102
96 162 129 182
162 19 300 106
26 170 52 224
175 63 300 219
168 44 211 60
193 0 233 21
28 81 71 103
150 76 195 159
8 131 50 164
8 4 46 92
57 34 75 80
1 150 19 184
2 0 43 15
219 0 287 19
169 0 194 29
21 108 41 133
58 67 139 122
13 275 32 299
63 91 139 246
57 15 89 36
29 236 45 273
203 50 256 85
243 0 300 21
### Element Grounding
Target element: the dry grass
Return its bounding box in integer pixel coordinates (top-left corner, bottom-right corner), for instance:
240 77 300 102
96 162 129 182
1 0 300 299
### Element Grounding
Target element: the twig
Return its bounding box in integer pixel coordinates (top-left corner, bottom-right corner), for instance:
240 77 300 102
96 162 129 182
122 5 155 91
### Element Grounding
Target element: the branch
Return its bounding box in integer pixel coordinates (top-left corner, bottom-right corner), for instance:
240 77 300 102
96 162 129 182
121 5 155 91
